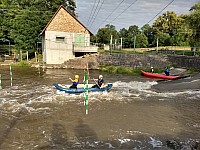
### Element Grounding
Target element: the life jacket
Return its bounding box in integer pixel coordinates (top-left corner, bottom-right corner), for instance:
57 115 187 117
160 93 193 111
98 79 104 87
165 68 169 73
72 79 79 86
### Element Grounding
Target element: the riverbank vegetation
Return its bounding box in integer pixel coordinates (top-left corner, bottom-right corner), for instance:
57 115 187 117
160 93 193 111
13 61 31 67
100 65 199 76
100 65 164 76
98 47 200 56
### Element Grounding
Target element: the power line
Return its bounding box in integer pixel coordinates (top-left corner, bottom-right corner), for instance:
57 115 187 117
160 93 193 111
88 0 105 28
108 0 138 25
86 0 97 26
88 0 102 27
146 0 175 25
87 0 100 26
93 0 126 32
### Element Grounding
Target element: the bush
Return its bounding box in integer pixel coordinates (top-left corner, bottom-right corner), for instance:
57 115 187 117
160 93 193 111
14 61 31 67
100 65 143 76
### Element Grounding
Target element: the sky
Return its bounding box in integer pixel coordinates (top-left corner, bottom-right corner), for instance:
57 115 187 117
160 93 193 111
75 0 199 34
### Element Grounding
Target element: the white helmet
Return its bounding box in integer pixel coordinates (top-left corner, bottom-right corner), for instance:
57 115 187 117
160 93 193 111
99 75 103 79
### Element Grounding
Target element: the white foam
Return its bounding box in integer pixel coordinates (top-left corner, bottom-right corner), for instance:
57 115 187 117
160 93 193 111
148 137 162 148
1 80 200 114
113 81 158 91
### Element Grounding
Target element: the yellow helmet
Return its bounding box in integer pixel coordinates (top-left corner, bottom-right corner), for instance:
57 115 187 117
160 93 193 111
151 66 154 68
99 75 103 79
75 75 79 79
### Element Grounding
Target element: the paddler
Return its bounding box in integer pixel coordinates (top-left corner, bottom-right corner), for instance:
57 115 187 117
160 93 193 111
69 75 79 88
92 75 104 88
150 66 154 73
164 67 170 76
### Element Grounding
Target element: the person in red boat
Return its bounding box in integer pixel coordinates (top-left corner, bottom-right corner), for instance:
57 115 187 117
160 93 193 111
164 67 170 76
150 66 154 73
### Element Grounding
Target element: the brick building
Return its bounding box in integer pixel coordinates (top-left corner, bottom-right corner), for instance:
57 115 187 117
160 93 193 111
40 5 97 64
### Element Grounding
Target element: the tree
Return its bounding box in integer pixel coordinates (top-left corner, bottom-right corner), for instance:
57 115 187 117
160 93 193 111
188 2 200 48
152 11 189 46
0 0 76 54
136 34 149 48
153 11 180 35
96 24 118 44
152 32 170 46
119 28 129 48
141 24 154 46
127 25 140 48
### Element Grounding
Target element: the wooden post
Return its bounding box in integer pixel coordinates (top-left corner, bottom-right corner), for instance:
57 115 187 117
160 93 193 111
10 64 12 87
20 50 22 61
35 52 37 62
0 74 2 89
134 35 136 51
110 35 113 54
156 37 159 52
26 51 28 61
120 38 122 50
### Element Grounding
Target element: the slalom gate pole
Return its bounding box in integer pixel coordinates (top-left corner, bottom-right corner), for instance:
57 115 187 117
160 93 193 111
10 64 12 87
0 74 2 89
83 73 86 106
83 64 86 106
86 63 90 79
84 64 89 114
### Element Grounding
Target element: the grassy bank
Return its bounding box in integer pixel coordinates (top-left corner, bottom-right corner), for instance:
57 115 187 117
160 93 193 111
13 61 31 67
98 46 200 56
100 65 164 76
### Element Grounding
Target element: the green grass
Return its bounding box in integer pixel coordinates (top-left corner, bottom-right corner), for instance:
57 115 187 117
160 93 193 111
100 65 143 76
98 46 200 56
185 68 199 74
13 61 31 67
100 65 167 76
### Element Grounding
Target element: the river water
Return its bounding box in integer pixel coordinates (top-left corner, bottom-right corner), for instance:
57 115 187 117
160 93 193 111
0 66 200 150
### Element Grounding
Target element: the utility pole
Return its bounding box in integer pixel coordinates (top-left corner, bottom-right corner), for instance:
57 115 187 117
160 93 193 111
133 34 136 51
156 37 159 52
114 39 117 50
8 40 10 55
20 50 22 61
120 38 122 50
110 35 113 55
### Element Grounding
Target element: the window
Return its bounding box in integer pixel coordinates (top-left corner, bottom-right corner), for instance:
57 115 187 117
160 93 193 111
56 37 65 42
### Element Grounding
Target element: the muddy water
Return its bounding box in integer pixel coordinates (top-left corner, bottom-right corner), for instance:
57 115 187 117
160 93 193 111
0 66 200 149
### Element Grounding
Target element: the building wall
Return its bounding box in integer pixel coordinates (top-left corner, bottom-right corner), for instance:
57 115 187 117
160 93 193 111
43 31 91 64
46 7 90 34
42 6 94 64
44 31 74 64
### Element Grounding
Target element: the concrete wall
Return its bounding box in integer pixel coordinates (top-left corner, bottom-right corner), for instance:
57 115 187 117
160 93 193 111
98 53 200 70
44 31 75 64
63 53 200 70
98 53 170 69
43 31 93 64
42 6 93 64
168 55 200 70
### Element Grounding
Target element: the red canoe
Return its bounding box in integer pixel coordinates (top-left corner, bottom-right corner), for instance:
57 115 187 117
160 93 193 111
141 70 181 79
